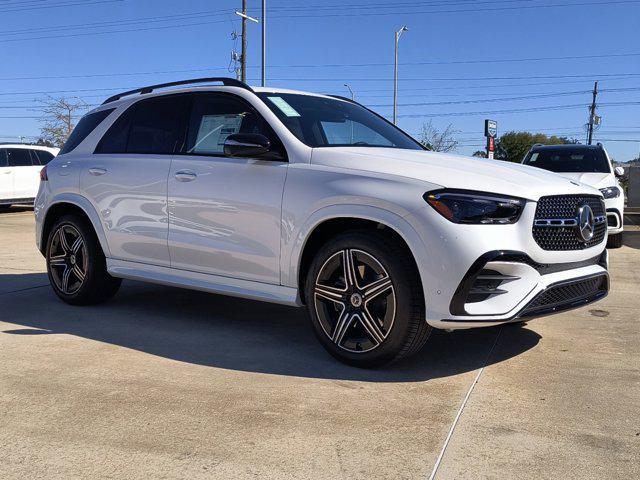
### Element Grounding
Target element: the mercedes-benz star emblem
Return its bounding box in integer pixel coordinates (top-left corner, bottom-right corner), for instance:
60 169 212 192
576 204 595 242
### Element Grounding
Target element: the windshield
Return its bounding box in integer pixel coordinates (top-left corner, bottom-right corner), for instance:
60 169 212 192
523 148 610 173
256 92 424 150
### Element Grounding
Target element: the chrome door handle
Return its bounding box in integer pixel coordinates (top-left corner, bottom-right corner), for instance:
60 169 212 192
88 167 107 176
175 170 197 182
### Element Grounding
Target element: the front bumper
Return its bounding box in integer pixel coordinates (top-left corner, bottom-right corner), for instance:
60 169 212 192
404 201 609 330
605 195 625 235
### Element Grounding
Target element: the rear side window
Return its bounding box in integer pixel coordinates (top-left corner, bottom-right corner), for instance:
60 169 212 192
96 95 188 155
6 148 33 166
128 95 188 154
95 107 134 153
59 108 114 155
31 150 55 165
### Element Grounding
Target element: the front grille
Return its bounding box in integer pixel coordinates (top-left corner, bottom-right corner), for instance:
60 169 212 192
533 195 606 250
520 274 608 317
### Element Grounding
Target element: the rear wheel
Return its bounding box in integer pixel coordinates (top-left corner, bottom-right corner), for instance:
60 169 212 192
46 214 121 305
0 204 11 211
305 231 430 368
607 233 623 248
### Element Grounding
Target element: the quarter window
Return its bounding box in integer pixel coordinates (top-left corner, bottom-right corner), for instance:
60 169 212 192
6 148 33 166
32 150 55 165
0 149 7 167
59 108 114 155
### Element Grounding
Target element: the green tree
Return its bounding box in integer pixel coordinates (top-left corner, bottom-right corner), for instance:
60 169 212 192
495 131 578 163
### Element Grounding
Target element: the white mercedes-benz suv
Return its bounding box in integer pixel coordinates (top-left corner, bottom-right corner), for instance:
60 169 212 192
522 143 625 248
34 78 609 367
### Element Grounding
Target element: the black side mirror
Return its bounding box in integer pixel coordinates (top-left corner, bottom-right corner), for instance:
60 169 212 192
224 133 271 158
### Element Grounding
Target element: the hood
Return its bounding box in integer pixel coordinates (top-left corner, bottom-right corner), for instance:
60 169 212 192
552 172 615 189
310 147 601 200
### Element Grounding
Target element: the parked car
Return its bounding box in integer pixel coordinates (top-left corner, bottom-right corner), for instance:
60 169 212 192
34 78 610 367
522 143 625 248
0 144 58 209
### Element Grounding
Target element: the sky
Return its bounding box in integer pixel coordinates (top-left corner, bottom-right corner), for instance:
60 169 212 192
1 0 639 161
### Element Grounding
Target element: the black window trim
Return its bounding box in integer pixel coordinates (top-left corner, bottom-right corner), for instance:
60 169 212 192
174 91 289 162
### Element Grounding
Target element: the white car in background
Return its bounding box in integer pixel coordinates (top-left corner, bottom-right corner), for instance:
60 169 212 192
522 144 625 248
0 144 59 209
34 78 610 368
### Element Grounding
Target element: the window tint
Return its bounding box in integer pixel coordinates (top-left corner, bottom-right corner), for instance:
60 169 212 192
95 106 134 154
523 148 610 173
127 95 188 154
0 149 7 167
59 108 114 155
6 148 33 166
185 93 285 159
32 150 55 165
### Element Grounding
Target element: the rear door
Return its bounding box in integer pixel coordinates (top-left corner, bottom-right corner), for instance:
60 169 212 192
167 92 288 284
6 148 39 199
0 149 12 201
83 94 189 267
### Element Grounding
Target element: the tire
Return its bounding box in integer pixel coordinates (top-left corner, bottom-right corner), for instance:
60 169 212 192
607 233 623 249
305 230 431 368
45 214 121 305
0 204 11 211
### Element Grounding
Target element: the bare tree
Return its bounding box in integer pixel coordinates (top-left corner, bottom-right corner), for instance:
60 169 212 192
418 121 459 153
39 97 87 148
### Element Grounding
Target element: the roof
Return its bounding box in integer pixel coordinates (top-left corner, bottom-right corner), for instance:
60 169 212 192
530 143 600 150
0 143 59 151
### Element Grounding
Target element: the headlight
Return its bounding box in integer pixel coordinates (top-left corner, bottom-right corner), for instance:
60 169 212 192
599 186 620 199
424 189 525 224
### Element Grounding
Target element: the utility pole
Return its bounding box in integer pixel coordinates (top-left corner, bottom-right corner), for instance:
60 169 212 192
262 0 266 86
241 0 247 83
393 26 408 125
235 3 258 84
587 81 598 145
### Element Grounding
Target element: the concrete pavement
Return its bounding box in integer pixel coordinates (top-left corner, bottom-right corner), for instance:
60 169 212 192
0 208 638 479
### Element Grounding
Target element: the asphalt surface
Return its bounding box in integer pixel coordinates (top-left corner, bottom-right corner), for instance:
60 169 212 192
0 207 638 479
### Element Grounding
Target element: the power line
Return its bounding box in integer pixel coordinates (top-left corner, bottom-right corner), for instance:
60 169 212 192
0 0 122 14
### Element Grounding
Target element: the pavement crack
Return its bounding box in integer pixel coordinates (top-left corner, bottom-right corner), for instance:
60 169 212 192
428 326 504 480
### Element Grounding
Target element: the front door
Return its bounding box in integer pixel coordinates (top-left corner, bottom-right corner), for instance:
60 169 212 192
168 92 288 284
81 94 189 267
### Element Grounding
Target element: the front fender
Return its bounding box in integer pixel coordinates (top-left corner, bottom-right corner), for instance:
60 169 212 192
281 204 429 294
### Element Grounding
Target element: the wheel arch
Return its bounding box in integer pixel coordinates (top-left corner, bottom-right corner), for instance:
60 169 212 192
290 207 426 305
39 195 110 257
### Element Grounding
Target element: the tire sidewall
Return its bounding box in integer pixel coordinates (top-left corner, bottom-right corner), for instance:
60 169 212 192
46 214 103 304
305 231 422 367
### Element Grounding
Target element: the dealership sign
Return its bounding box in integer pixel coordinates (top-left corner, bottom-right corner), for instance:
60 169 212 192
484 119 497 159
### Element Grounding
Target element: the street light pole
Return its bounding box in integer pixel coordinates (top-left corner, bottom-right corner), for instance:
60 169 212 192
262 0 266 86
344 83 355 100
393 26 408 125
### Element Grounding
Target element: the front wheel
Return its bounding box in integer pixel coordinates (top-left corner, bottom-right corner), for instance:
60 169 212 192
607 233 623 248
46 214 121 305
305 231 431 368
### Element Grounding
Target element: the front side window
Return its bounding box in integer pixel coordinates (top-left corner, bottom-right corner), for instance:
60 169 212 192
184 93 285 159
59 108 114 155
6 148 33 166
523 148 610 173
256 92 424 150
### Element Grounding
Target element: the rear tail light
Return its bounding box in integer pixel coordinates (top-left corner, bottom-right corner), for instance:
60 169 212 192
40 165 48 181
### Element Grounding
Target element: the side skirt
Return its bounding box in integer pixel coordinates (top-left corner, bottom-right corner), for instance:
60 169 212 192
107 259 302 307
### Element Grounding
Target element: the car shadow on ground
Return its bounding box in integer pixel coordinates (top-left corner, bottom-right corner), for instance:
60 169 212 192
0 272 541 382
0 205 33 214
